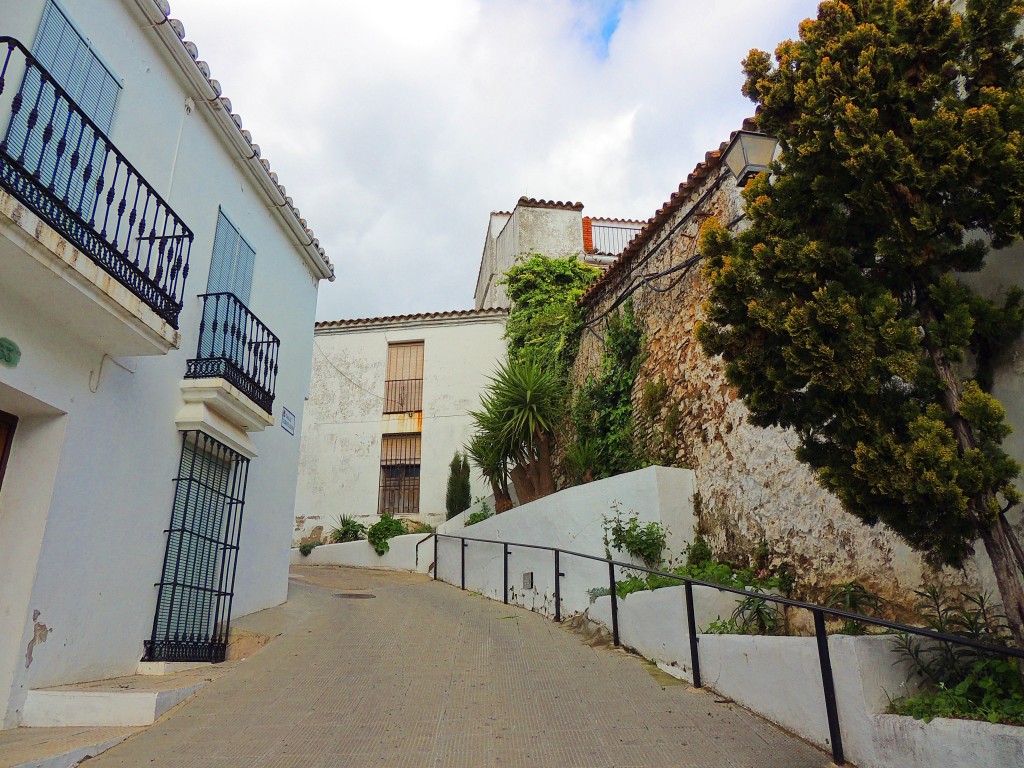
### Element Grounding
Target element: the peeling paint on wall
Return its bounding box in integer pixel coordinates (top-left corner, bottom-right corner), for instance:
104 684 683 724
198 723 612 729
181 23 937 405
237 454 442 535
24 610 50 668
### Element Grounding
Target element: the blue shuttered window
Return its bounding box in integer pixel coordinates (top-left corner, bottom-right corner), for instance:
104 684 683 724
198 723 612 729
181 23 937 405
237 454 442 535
4 0 121 215
201 209 256 360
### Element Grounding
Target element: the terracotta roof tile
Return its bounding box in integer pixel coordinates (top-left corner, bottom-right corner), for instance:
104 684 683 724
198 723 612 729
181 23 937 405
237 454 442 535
517 197 584 212
580 118 757 305
156 2 333 276
316 307 508 329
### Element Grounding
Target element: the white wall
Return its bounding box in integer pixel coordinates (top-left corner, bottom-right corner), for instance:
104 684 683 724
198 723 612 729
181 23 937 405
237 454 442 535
435 467 697 616
294 311 507 541
0 0 324 727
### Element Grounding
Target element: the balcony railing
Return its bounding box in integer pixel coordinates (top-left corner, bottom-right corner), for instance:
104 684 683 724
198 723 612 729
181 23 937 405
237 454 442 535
185 293 280 414
591 224 642 256
383 378 423 413
0 37 192 328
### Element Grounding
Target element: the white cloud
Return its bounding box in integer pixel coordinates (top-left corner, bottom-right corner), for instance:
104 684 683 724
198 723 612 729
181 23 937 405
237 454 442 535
167 0 820 320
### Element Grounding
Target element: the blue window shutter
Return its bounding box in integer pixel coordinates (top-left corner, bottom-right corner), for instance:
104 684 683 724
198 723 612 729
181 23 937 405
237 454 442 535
5 1 121 214
206 210 255 304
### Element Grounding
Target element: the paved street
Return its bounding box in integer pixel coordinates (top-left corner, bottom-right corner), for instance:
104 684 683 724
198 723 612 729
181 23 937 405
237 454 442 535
87 566 830 767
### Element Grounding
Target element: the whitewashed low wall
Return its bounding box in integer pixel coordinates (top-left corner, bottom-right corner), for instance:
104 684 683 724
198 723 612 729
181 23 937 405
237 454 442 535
434 466 697 617
290 533 433 573
586 588 1024 768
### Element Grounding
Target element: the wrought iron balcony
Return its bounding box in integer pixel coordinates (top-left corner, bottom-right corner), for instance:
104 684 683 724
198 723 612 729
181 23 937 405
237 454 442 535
0 37 192 328
185 293 279 414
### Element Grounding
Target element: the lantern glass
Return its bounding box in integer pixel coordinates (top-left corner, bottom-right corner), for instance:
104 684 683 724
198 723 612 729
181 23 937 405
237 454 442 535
723 130 779 185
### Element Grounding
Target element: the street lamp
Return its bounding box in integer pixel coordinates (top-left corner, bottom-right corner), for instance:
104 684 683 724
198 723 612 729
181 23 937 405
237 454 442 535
722 130 779 186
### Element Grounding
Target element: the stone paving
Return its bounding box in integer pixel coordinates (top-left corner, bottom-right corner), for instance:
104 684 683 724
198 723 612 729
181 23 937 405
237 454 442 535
85 566 831 768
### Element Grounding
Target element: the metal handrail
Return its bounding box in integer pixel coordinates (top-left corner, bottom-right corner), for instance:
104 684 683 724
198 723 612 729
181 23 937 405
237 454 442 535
0 36 193 328
436 532 1024 766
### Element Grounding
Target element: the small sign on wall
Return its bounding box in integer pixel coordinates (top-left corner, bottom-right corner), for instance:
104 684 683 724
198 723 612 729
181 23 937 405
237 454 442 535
0 338 21 368
281 406 296 435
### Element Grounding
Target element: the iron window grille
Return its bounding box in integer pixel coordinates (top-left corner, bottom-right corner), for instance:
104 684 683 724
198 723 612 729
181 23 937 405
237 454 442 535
378 433 421 516
0 37 193 328
145 431 249 663
383 342 423 414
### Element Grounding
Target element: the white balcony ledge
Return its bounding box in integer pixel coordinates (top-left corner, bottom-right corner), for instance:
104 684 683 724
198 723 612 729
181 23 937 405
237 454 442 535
0 191 180 357
176 377 275 459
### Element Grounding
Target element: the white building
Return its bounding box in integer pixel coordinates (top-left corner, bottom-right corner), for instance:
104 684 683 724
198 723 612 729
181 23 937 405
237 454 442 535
0 0 333 727
474 196 644 309
293 309 507 541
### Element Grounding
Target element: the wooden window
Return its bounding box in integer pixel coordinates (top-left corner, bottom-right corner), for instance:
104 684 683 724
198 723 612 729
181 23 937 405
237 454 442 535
0 410 17 495
378 433 420 516
383 341 423 414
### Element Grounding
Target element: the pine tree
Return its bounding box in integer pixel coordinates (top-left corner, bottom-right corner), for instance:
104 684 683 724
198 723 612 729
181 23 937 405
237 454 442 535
698 0 1024 644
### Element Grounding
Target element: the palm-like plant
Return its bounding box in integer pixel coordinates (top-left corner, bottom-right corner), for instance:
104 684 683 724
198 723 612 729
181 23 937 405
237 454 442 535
466 355 564 507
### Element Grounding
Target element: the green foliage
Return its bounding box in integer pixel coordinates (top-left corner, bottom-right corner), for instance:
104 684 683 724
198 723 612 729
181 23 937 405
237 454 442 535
826 581 885 634
891 585 1024 724
698 0 1024 572
329 515 366 544
298 541 321 557
445 451 472 520
406 521 436 535
703 616 743 634
564 438 599 484
466 508 493 526
732 592 783 635
572 301 646 479
685 536 714 568
501 254 600 372
603 506 668 568
613 557 783 600
366 514 408 556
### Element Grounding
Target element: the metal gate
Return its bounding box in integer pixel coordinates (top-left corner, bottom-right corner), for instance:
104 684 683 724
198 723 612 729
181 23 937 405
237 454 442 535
145 431 249 663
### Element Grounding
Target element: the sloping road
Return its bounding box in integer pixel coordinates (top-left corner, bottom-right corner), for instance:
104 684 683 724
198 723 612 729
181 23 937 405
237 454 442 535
87 566 830 767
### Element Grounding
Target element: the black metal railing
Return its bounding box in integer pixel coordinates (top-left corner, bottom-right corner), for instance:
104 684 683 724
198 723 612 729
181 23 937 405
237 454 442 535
185 293 280 414
0 37 192 328
433 533 1024 766
591 223 642 256
383 378 423 413
146 431 249 663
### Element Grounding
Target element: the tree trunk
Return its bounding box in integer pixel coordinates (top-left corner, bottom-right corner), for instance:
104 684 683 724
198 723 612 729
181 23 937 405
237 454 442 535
921 311 1024 647
509 464 537 505
980 523 1024 647
999 512 1024 575
535 431 556 497
490 478 513 514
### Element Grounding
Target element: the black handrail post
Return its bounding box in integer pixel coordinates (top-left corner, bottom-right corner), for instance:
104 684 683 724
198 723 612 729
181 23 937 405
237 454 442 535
813 608 845 765
554 549 562 622
461 538 466 590
684 581 702 688
608 560 619 647
503 543 509 605
432 533 438 581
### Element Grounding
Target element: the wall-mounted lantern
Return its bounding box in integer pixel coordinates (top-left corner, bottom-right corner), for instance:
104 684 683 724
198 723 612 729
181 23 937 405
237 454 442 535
722 130 779 186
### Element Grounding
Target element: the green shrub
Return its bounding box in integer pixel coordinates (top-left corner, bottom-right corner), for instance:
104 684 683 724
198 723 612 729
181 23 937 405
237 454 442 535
466 508 493 527
298 541 321 557
445 451 471 520
826 580 884 634
406 521 436 535
603 508 667 569
685 535 713 568
366 514 408 556
890 586 1024 725
329 515 366 543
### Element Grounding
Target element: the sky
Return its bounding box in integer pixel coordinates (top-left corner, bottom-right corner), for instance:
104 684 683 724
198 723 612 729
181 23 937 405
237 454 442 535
168 0 822 321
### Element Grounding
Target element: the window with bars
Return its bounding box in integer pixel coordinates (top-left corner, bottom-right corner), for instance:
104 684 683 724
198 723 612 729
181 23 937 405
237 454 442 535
378 433 421 516
383 341 423 414
146 431 249 663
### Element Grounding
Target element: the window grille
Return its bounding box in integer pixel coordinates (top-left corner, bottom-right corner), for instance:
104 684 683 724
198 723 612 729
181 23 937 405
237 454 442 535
146 431 249 663
383 341 423 413
378 433 421 516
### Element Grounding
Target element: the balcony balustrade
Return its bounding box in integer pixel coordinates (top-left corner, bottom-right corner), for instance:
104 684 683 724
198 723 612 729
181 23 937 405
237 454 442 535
185 292 279 415
0 37 192 328
591 223 642 256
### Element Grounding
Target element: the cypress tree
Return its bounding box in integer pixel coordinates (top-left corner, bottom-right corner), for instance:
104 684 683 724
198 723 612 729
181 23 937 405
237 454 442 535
698 0 1024 643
